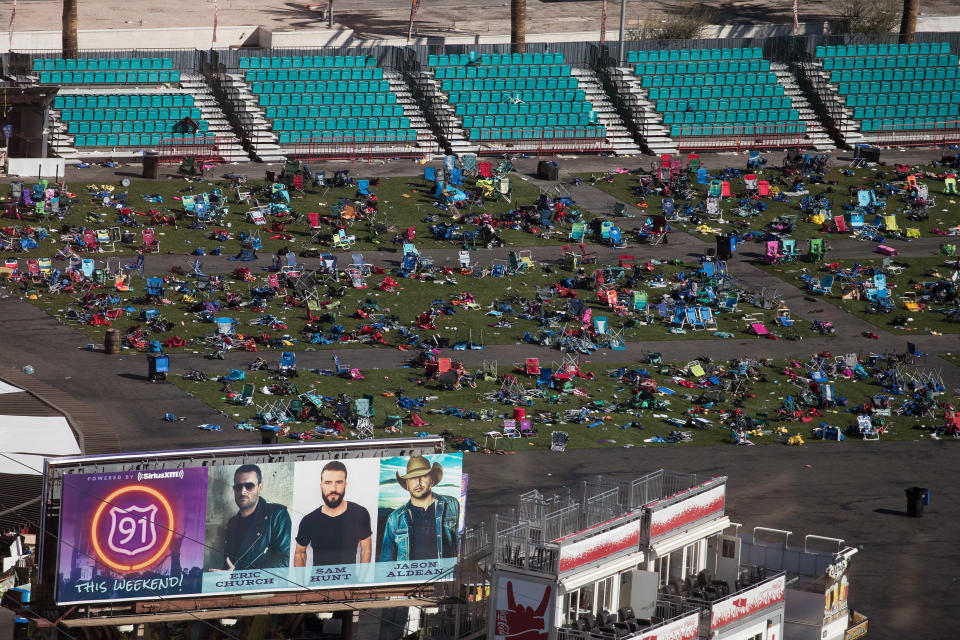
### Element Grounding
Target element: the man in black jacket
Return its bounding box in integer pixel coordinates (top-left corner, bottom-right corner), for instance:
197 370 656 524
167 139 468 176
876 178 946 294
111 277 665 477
222 464 291 570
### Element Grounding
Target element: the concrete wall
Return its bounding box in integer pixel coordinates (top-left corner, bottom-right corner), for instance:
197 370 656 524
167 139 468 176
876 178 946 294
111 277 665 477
6 15 960 55
0 26 260 53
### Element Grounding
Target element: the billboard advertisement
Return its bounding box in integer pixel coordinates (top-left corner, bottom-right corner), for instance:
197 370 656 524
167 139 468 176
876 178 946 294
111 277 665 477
56 453 463 604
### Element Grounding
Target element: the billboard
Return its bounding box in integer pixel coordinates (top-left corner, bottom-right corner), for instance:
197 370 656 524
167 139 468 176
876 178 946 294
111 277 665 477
55 452 464 604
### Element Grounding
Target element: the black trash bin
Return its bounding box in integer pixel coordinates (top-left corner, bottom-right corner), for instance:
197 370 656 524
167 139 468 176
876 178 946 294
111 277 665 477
717 234 733 260
265 170 276 183
142 151 160 179
147 354 169 382
538 160 559 181
905 486 929 517
260 425 280 445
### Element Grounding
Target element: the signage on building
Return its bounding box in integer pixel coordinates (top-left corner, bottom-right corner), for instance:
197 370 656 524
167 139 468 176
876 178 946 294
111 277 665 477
649 484 725 540
824 574 850 619
640 611 699 640
826 556 848 581
557 518 640 573
492 574 554 640
844 611 868 640
710 574 786 630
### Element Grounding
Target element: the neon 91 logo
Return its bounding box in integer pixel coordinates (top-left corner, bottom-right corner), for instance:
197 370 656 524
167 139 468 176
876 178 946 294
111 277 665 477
90 485 175 572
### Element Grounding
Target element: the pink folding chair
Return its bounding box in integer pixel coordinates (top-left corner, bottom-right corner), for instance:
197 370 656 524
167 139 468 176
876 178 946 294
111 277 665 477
750 322 769 336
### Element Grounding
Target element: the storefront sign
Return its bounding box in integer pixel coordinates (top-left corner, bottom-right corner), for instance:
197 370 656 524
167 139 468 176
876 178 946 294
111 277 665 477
710 574 785 630
558 519 640 573
640 611 699 640
649 484 725 539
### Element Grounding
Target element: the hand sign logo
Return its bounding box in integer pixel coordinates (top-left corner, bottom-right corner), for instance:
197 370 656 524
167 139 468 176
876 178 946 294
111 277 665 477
496 580 551 640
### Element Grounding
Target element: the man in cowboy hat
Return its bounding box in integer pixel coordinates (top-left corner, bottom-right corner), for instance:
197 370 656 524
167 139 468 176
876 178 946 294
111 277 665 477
380 456 460 562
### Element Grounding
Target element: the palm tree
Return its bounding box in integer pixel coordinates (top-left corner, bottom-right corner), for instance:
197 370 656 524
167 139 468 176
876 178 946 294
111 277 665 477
898 0 919 43
511 0 525 54
62 0 78 58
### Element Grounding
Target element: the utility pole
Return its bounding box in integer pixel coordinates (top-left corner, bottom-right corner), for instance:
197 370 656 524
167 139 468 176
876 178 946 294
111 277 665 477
899 0 919 44
618 0 627 63
511 0 526 54
328 0 334 29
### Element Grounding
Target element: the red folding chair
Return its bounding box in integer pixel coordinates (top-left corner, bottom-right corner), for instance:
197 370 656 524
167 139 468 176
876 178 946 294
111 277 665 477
618 255 635 268
478 162 493 178
525 358 540 376
82 229 98 251
141 228 160 253
577 242 597 264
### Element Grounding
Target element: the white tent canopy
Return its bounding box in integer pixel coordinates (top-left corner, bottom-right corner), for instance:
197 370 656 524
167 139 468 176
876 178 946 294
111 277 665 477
0 415 82 475
0 381 24 395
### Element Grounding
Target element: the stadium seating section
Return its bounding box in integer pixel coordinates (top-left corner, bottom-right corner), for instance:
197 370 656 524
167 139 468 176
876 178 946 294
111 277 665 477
52 94 211 148
35 58 180 84
427 52 605 142
814 43 959 133
627 47 806 138
240 55 418 145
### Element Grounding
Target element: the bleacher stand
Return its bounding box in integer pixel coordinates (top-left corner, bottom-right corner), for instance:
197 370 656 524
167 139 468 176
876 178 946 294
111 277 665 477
38 56 245 161
809 42 959 146
226 54 435 160
419 51 618 155
622 47 808 151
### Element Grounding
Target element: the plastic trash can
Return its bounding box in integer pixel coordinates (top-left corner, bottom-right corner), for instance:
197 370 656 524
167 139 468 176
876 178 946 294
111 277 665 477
142 151 159 179
260 425 281 445
147 354 169 381
905 486 929 517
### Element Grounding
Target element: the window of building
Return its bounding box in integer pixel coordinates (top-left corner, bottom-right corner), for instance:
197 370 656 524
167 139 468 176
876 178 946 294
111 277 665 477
669 548 684 582
722 539 736 558
656 554 670 586
684 540 702 577
580 582 596 615
563 589 579 624
595 575 615 614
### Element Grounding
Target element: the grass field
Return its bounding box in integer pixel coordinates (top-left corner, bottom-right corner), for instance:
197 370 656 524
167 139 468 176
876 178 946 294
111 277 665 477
758 255 960 335
2 172 597 258
170 356 945 451
21 258 826 352
577 162 958 242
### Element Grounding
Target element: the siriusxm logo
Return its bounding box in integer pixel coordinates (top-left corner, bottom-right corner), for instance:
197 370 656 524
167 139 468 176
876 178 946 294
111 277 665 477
137 470 184 482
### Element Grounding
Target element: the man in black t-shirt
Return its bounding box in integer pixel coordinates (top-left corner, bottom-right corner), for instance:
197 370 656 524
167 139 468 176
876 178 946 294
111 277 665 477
294 461 372 566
